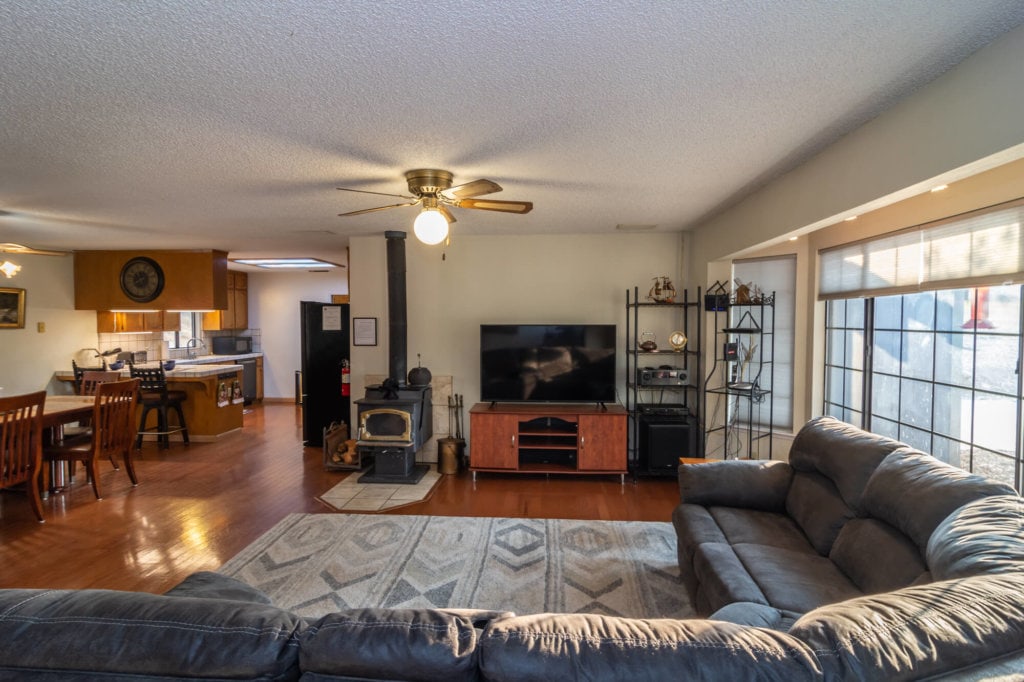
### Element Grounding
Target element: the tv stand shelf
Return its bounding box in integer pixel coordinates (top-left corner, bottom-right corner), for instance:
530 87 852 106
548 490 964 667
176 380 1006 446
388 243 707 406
469 403 627 482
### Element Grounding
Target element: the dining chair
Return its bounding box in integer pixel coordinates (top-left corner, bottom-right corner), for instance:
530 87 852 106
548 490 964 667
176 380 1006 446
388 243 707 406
131 366 189 449
62 369 127 477
0 391 46 522
71 359 107 395
43 379 140 500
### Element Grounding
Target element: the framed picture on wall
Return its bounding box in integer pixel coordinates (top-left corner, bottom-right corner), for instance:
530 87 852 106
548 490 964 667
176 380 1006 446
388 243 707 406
353 317 377 346
0 288 25 329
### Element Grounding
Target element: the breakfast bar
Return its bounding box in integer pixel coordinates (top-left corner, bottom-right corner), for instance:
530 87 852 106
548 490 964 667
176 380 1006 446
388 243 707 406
56 363 244 442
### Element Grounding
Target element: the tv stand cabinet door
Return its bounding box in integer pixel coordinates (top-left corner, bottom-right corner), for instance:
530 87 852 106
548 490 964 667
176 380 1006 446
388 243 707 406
470 412 519 469
577 413 627 471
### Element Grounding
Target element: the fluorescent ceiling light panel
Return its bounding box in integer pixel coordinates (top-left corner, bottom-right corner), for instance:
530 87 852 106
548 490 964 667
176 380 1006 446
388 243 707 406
231 258 342 269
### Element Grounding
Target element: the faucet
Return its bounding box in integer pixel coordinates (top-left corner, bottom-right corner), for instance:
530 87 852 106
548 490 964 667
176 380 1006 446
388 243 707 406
185 338 206 359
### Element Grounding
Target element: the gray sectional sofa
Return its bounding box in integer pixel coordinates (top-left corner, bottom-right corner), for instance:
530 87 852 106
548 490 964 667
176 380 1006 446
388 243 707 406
1 416 1022 680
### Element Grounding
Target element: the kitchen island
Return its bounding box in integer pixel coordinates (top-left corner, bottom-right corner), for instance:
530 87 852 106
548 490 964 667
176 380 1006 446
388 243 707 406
56 363 244 442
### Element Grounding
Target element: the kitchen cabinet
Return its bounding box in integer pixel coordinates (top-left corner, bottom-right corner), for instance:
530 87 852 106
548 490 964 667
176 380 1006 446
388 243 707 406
204 271 248 331
97 311 180 333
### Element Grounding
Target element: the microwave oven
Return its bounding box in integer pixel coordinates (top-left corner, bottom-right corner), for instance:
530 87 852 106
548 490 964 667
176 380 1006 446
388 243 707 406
212 336 253 355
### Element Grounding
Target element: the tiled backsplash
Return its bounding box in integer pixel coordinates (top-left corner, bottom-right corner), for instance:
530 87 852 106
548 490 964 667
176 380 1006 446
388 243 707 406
94 329 261 362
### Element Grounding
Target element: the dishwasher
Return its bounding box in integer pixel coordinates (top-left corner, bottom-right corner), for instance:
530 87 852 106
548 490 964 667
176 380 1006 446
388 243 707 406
239 359 257 405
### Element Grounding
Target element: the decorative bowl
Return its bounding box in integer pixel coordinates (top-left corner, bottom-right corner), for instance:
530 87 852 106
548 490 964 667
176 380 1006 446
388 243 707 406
108 360 125 370
163 360 176 371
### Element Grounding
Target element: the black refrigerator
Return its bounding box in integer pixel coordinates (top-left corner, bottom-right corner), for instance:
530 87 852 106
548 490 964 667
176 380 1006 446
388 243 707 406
300 301 350 447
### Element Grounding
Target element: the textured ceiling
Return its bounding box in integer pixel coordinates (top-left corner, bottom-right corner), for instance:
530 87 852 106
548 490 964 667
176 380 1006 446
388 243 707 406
2 1 1024 262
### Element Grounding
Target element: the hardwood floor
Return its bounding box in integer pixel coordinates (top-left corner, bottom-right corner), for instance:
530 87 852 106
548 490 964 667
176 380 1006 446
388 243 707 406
0 403 680 594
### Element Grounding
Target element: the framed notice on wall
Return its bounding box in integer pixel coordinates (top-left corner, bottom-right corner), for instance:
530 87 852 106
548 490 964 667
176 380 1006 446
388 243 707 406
353 317 377 346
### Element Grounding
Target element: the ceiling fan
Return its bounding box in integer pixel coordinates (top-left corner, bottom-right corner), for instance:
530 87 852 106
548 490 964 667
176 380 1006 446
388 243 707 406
337 169 533 244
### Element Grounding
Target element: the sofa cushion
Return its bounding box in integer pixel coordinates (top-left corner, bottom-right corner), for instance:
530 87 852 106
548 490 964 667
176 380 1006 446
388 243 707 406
788 415 904 514
163 570 272 604
733 544 862 614
692 543 769 616
709 602 785 629
862 449 1016 550
785 471 852 555
829 519 928 594
789 574 1024 682
301 608 480 681
0 588 302 680
707 506 814 553
927 495 1024 580
678 459 793 512
479 612 822 681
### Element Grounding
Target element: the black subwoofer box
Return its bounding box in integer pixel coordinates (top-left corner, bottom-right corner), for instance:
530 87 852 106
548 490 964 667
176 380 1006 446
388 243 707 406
639 414 698 473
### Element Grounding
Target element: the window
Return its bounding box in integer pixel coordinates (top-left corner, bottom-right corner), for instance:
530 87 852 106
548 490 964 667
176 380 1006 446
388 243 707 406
164 312 200 349
825 285 1023 490
734 255 795 430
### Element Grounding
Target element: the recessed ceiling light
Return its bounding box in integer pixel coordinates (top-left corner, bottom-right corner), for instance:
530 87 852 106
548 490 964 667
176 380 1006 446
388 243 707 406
930 184 949 193
788 236 799 241
231 258 344 269
844 216 858 222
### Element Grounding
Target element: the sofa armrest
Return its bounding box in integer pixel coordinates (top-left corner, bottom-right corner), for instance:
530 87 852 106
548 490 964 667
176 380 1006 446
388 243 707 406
678 459 793 512
163 571 272 604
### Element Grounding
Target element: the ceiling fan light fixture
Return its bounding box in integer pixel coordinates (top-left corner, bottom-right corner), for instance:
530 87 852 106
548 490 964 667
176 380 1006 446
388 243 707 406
414 207 449 245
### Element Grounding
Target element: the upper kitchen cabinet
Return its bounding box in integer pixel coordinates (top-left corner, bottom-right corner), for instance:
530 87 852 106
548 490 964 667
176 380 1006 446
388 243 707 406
203 271 248 330
74 250 229 311
96 311 181 333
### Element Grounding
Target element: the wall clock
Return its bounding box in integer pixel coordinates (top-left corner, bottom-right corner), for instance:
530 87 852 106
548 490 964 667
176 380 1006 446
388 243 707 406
119 256 165 303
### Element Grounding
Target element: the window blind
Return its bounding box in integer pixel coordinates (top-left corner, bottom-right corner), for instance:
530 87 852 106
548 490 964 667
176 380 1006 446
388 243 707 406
819 199 1024 300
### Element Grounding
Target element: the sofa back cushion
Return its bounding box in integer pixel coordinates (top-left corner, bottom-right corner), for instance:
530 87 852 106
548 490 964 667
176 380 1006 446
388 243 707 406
788 416 905 514
784 417 907 555
479 612 822 681
789 574 1024 682
0 588 303 680
828 518 928 594
927 495 1024 580
302 608 482 680
862 449 1016 551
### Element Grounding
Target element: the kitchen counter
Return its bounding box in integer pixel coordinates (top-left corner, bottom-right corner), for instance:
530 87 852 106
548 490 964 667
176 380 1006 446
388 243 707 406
54 363 248 442
174 352 262 365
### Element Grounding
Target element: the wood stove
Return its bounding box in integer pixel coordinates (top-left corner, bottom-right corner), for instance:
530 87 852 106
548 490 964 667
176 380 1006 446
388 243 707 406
354 231 433 484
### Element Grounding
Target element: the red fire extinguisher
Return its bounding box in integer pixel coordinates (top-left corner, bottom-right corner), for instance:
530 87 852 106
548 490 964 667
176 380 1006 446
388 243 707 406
341 359 351 396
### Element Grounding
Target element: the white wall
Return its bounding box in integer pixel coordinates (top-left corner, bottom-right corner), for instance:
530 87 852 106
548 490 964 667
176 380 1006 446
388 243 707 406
0 254 98 396
688 23 1024 435
247 269 348 400
350 231 686 430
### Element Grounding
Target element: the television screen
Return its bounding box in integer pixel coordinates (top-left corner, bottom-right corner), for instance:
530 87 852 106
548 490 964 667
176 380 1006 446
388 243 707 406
480 324 616 403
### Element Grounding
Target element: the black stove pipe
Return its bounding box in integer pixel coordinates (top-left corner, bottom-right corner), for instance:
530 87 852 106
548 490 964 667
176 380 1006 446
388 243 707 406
385 230 408 387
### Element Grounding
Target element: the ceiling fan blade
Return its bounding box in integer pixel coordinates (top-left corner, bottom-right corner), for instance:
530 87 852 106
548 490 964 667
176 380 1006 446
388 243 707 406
337 187 415 200
456 198 533 214
438 205 457 224
440 179 502 200
338 200 420 217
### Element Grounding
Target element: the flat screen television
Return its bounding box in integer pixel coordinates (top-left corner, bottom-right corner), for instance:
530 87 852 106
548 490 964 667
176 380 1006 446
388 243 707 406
480 324 616 403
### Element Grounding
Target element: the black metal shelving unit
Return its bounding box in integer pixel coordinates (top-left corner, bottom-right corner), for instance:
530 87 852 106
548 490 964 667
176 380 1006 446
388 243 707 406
703 292 775 459
625 286 702 476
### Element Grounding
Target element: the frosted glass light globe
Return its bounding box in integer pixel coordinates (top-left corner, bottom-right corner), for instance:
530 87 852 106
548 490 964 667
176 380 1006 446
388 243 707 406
413 208 449 245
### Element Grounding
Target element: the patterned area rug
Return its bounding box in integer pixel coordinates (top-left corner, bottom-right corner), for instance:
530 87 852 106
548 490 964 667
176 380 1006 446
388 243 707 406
219 513 692 620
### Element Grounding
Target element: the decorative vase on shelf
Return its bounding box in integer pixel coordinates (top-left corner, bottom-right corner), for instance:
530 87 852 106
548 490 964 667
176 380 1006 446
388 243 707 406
639 331 657 352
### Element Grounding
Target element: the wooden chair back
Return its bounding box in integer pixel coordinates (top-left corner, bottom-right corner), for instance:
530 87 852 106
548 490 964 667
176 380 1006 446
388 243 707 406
93 379 141 464
80 370 124 396
72 359 107 394
0 390 46 521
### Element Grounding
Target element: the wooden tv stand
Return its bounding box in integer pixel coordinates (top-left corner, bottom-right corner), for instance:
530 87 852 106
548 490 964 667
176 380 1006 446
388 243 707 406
469 403 627 482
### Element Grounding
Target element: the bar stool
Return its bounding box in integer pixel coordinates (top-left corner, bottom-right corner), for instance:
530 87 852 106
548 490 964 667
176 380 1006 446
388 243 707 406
131 366 190 449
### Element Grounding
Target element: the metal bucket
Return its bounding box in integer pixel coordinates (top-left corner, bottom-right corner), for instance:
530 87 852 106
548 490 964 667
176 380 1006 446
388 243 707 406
438 437 460 475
